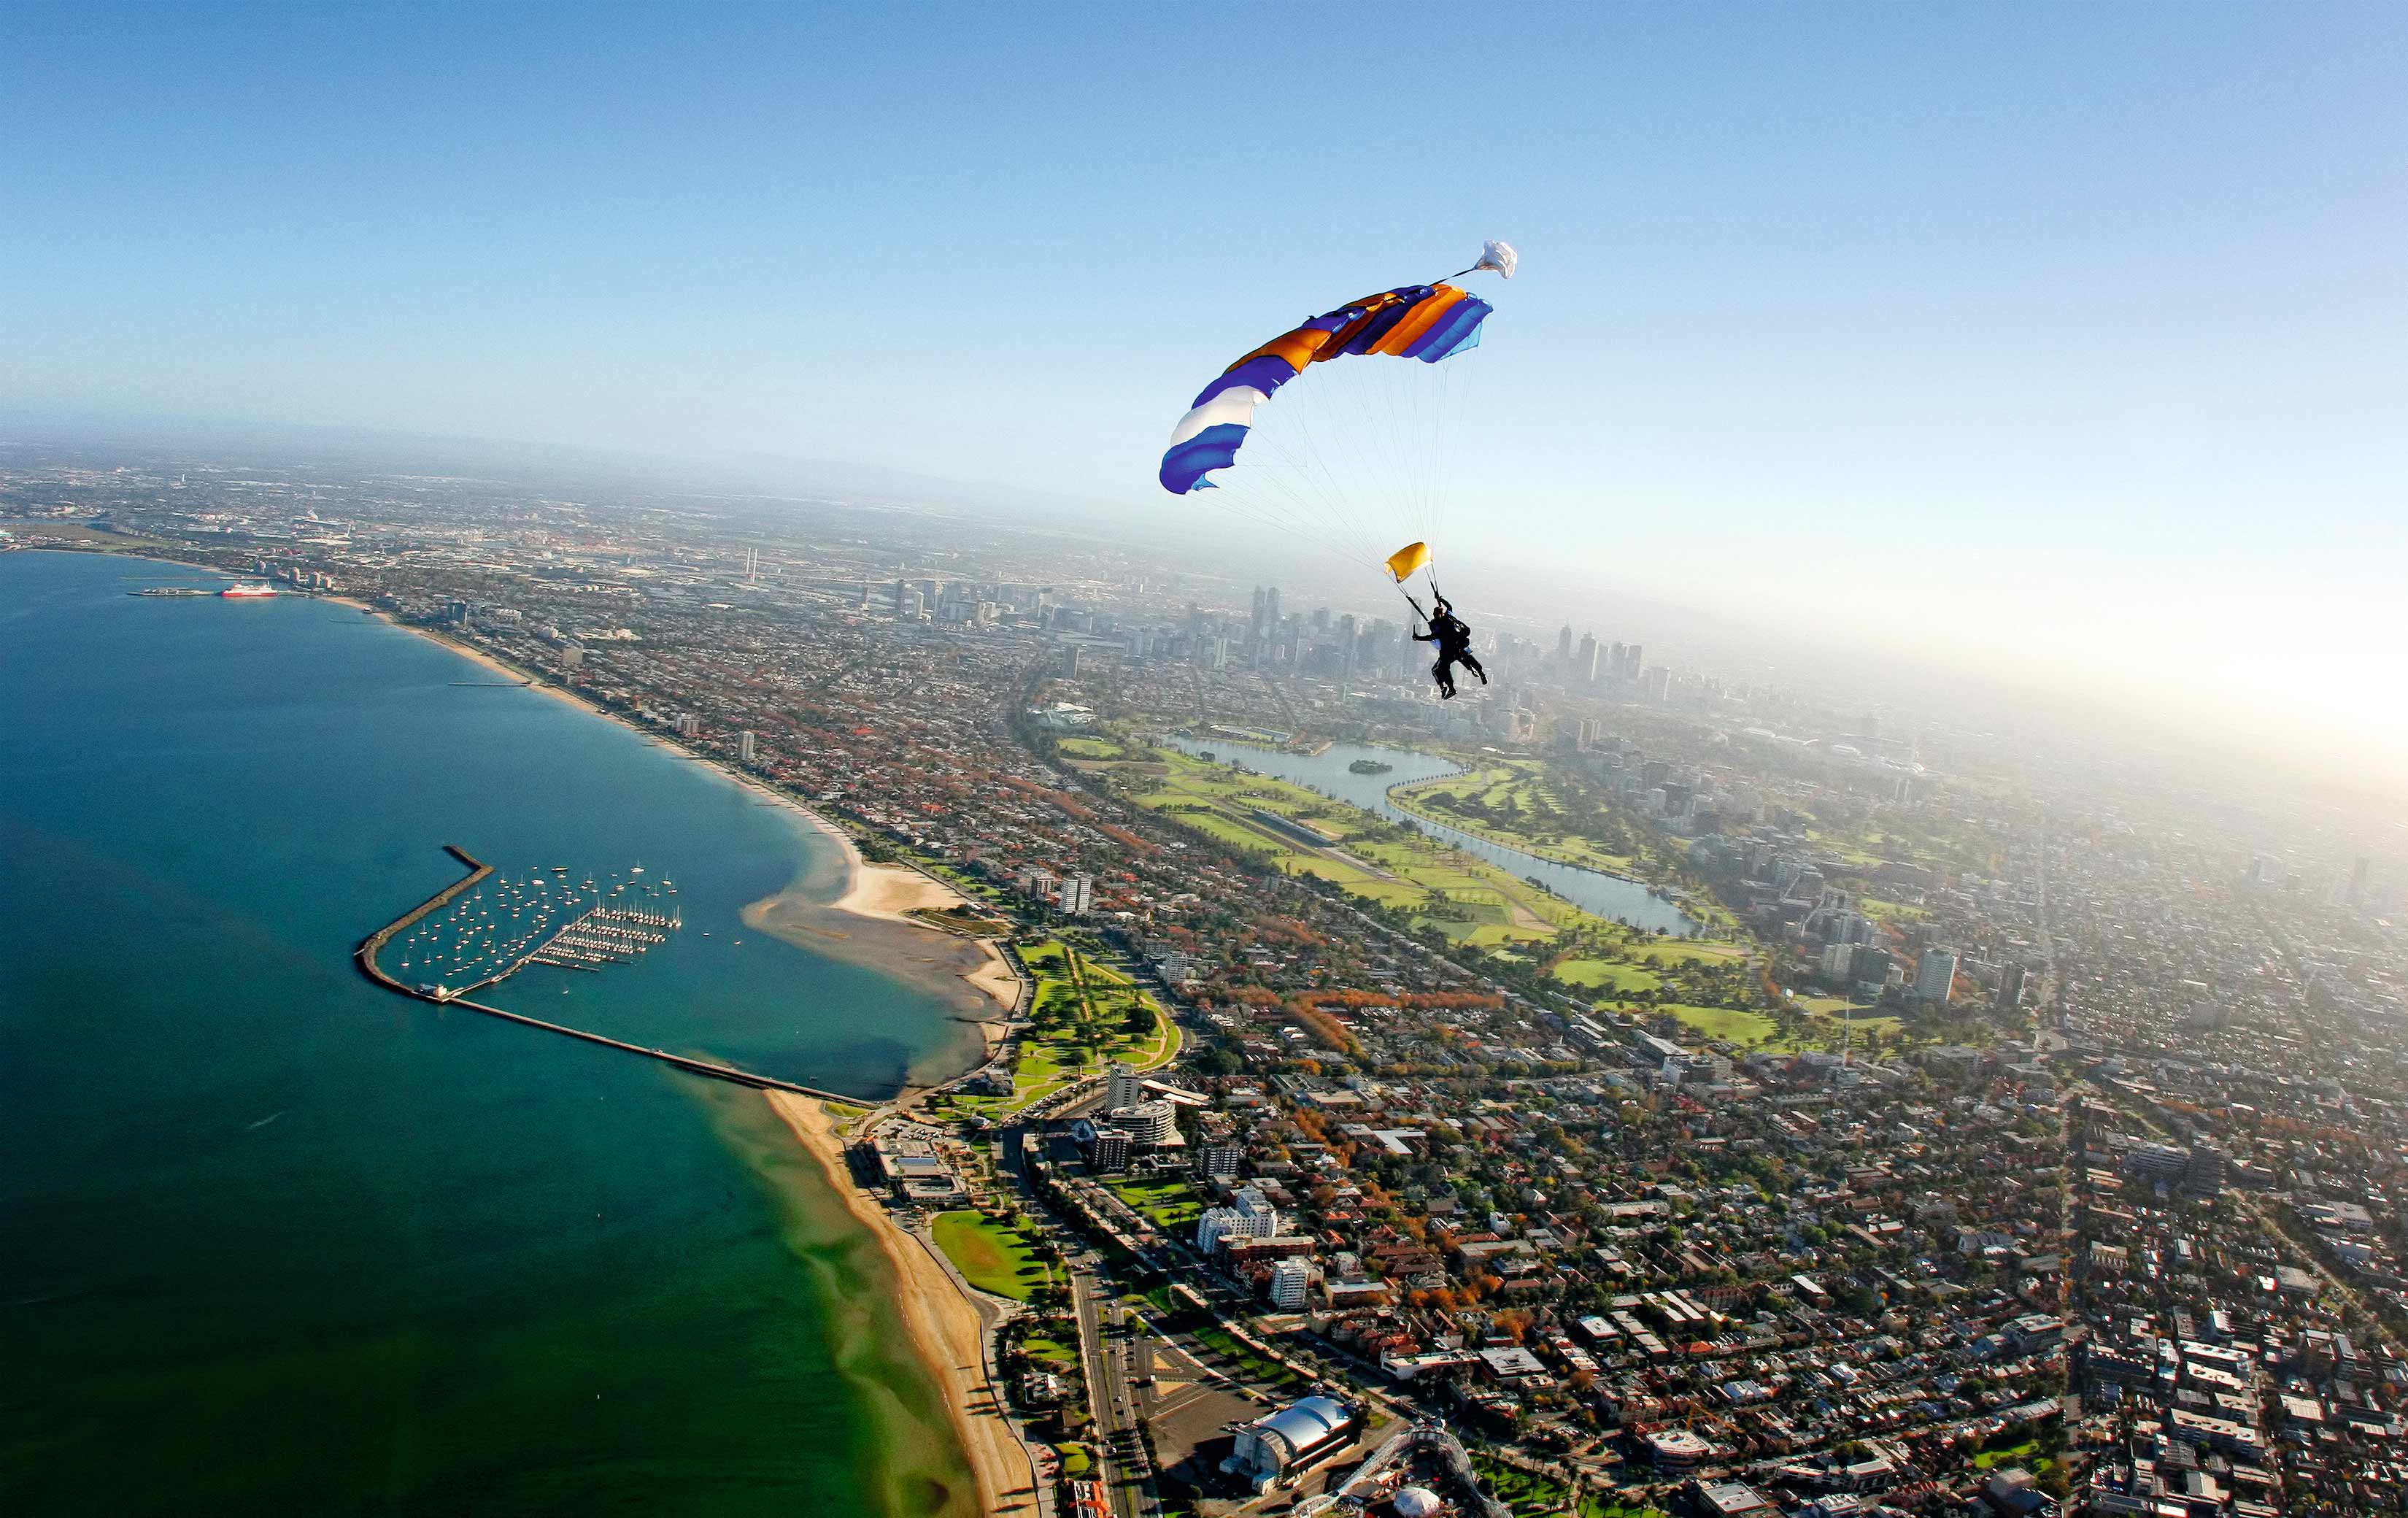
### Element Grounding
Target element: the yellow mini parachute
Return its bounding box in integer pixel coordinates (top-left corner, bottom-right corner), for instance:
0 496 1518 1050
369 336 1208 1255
1384 541 1432 584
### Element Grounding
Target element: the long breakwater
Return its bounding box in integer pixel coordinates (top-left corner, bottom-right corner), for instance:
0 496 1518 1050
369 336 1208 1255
356 845 863 1101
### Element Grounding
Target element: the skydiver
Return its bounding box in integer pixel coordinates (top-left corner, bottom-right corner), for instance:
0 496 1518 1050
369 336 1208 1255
1413 597 1486 700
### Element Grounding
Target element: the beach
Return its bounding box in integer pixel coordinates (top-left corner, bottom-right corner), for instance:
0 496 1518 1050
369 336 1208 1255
766 1092 1041 1518
740 825 1024 1087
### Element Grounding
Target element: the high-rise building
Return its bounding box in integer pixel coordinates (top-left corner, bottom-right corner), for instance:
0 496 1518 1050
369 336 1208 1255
1820 942 1855 981
1107 1062 1146 1111
1057 874 1094 916
1914 947 1959 1003
736 730 757 763
1016 868 1060 905
1196 1185 1279 1252
1994 962 2026 1014
1086 1128 1132 1174
1851 946 1894 990
1556 624 1573 662
1197 1142 1244 1181
1268 1257 1313 1309
1575 632 1599 685
672 712 701 738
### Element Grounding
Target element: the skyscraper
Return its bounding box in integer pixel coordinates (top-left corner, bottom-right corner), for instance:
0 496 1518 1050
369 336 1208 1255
1556 624 1573 662
736 730 757 763
1914 947 1959 1003
1575 631 1599 685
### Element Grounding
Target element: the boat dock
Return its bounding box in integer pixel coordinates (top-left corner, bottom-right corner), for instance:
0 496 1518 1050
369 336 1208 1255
356 845 861 1103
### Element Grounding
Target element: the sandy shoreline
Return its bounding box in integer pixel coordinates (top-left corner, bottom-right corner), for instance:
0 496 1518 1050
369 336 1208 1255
768 1093 1039 1518
827 856 1025 1019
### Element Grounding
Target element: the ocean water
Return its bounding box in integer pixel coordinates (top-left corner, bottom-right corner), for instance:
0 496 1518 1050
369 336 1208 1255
1165 735 1700 933
0 551 975 1515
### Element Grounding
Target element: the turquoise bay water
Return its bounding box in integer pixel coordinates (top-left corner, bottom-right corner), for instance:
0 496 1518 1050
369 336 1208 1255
1167 734 1701 933
0 552 964 1514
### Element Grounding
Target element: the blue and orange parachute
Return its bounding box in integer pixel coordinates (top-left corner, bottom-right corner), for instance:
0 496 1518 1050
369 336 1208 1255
1159 280 1496 494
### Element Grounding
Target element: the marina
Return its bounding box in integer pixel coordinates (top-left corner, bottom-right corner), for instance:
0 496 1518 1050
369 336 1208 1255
356 847 862 1101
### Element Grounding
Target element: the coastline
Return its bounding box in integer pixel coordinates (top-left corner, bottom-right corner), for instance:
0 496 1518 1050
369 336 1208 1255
333 579 1043 1509
337 583 1038 1514
765 1093 1040 1518
323 590 1024 1076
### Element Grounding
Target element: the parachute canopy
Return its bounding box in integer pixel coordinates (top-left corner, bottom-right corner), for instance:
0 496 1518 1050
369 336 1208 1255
1159 281 1493 495
1384 541 1432 583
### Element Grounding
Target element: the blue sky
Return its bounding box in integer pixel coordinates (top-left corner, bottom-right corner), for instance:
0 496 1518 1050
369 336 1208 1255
6 4 2405 768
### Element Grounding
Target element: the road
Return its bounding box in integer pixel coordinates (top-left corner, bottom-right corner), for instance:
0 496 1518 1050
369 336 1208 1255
1068 1255 1148 1518
1011 1122 1157 1518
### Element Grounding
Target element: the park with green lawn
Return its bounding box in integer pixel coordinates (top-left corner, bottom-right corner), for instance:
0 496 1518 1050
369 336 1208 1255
1118 748 1582 948
1054 735 1127 761
1387 758 1650 878
1103 1173 1204 1232
1466 1452 1665 1517
1096 740 1816 1052
932 1210 1057 1301
943 938 1179 1119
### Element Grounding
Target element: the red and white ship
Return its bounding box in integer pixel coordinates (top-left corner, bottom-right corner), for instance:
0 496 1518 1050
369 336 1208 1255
219 582 279 598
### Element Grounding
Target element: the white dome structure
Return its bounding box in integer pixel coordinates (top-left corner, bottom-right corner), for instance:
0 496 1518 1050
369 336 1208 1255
1392 1486 1443 1518
1222 1394 1359 1492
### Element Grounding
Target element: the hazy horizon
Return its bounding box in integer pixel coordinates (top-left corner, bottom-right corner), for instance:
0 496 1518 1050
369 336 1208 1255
6 4 2403 795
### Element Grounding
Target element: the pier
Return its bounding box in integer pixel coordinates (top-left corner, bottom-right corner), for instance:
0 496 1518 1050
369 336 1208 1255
357 845 862 1103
